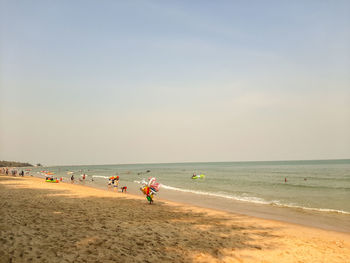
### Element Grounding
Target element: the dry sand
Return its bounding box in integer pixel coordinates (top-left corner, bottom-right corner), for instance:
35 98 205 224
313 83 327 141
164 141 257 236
0 175 349 263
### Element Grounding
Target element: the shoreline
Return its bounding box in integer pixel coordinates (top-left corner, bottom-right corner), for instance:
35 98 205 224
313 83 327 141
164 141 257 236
18 172 350 233
1 175 350 262
155 186 350 234
61 176 350 234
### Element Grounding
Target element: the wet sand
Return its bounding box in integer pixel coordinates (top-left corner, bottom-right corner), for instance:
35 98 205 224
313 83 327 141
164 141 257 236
0 175 349 262
74 177 350 233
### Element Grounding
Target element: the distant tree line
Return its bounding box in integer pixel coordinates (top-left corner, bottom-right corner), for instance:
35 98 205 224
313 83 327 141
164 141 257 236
0 161 33 167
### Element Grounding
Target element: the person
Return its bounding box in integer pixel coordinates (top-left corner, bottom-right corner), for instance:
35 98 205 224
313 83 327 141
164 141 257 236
192 173 196 179
82 174 86 180
113 177 119 190
108 179 112 188
285 177 287 183
71 174 74 183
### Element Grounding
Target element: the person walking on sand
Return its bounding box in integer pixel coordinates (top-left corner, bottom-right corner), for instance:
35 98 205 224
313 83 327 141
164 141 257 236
71 174 75 183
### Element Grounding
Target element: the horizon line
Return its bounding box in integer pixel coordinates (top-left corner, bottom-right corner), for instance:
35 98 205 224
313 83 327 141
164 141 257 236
42 158 350 167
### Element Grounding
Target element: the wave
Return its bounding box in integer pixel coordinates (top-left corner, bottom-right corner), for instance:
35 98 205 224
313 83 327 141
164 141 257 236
161 184 271 205
160 184 350 215
276 183 350 190
271 203 350 214
91 175 109 179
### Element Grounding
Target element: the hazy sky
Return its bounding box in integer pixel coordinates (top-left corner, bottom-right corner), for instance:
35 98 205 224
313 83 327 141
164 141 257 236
1 0 349 165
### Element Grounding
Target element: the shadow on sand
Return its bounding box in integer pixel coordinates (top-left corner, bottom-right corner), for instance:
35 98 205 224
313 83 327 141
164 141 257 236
0 176 281 262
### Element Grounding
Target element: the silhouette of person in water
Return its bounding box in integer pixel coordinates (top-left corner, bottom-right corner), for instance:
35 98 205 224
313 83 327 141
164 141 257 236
284 177 287 183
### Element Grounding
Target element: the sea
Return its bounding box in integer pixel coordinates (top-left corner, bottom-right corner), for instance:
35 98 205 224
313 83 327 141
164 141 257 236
28 159 350 232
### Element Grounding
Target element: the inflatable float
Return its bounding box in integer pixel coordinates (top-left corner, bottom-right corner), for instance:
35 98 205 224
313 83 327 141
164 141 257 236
191 174 205 179
45 177 59 183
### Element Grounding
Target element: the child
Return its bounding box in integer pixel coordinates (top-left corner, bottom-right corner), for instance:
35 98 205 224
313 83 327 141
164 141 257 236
113 178 119 190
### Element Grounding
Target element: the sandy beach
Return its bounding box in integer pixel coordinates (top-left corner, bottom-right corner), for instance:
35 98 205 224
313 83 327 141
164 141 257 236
0 175 349 263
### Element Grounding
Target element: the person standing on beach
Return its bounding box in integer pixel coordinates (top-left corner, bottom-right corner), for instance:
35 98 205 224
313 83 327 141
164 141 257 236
113 176 119 191
71 174 74 183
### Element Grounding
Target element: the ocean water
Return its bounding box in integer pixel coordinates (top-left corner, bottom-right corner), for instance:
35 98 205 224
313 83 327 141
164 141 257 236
30 159 350 215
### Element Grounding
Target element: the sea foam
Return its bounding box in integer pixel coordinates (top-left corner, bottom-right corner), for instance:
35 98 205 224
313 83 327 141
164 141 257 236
161 184 350 215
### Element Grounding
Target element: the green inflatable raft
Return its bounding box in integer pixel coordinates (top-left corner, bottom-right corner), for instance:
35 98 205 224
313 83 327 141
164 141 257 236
192 174 205 179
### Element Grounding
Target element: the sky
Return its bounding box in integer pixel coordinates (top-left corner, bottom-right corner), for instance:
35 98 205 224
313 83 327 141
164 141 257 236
0 0 349 165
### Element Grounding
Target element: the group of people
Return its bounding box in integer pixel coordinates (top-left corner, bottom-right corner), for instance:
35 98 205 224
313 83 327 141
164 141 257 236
69 173 126 192
108 176 119 190
1 168 10 175
1 167 157 203
70 173 91 183
107 176 127 192
1 168 25 177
